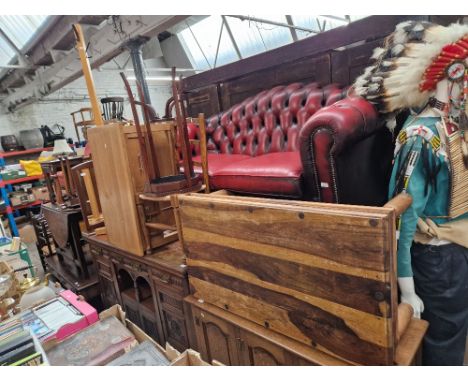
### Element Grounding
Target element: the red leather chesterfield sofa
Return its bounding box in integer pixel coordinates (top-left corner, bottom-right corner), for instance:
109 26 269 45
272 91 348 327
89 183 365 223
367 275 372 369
299 96 395 206
187 82 347 199
187 83 393 205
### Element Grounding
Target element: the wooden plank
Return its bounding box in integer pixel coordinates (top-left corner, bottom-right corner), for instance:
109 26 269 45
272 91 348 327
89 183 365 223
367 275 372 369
183 191 393 214
179 196 390 271
394 319 429 366
88 123 144 256
189 276 391 365
185 240 390 317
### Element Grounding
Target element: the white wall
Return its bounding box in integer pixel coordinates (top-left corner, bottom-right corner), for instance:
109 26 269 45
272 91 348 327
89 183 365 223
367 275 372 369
0 66 172 143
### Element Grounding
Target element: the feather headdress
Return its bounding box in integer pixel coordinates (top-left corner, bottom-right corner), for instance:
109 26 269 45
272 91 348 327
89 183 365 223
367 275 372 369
354 21 468 129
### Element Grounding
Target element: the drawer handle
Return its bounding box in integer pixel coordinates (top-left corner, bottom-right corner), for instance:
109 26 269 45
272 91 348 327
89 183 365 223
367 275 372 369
156 274 170 284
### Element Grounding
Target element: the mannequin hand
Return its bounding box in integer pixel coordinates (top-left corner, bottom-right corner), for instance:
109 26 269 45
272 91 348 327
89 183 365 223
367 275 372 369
398 277 424 318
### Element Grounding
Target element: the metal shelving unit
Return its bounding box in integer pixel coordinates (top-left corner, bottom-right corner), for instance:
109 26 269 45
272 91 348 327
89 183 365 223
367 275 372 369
0 147 52 237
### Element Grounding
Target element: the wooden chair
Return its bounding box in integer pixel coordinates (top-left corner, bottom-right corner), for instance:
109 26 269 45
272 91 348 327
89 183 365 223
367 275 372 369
186 114 210 194
41 156 83 206
101 97 124 121
31 213 56 273
71 108 95 143
120 69 209 250
71 160 105 234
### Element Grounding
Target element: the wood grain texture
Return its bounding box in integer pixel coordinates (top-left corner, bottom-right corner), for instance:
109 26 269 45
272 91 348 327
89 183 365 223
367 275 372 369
180 195 390 271
187 296 351 365
88 122 178 256
178 194 397 365
89 123 145 256
395 319 429 366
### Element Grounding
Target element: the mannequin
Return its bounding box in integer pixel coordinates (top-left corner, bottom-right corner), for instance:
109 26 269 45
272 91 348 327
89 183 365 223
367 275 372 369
354 21 468 365
398 77 463 319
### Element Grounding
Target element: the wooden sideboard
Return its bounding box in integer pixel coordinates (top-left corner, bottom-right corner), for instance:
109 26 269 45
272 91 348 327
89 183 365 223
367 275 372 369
186 296 351 366
84 234 195 352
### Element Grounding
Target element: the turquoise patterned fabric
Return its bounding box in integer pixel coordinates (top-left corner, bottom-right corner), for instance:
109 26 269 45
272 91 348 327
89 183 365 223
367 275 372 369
388 116 468 277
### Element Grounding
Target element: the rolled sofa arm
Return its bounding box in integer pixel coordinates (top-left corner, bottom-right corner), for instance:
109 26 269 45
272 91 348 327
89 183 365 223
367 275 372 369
299 96 391 205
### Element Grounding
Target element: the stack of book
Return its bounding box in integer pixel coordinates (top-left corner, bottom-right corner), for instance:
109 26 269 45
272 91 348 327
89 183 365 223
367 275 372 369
46 316 139 366
0 328 43 366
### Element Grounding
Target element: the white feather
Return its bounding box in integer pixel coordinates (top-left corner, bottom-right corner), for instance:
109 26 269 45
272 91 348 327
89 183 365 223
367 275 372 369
371 47 386 60
391 44 405 57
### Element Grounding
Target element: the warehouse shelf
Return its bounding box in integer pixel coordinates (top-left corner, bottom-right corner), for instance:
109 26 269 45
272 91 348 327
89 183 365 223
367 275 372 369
0 174 44 187
11 200 43 211
0 146 52 159
0 148 49 237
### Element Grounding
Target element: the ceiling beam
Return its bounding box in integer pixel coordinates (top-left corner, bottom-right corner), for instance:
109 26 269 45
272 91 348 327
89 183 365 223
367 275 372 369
227 15 319 33
3 15 189 111
285 15 299 42
0 27 30 67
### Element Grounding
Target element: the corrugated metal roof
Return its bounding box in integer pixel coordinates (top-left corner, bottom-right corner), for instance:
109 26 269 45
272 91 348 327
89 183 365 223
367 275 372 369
0 15 49 66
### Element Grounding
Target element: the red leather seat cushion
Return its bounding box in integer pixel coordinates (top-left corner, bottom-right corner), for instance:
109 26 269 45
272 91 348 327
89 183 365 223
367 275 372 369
210 151 303 197
192 153 251 175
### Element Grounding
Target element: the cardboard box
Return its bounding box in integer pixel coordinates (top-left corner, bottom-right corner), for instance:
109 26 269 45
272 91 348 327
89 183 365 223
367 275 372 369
170 349 211 366
9 191 32 207
99 305 218 366
44 304 218 366
31 186 49 202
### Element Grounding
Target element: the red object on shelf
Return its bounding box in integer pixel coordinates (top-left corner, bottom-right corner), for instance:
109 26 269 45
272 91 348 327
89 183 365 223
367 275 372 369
11 200 42 211
0 147 52 158
0 174 44 187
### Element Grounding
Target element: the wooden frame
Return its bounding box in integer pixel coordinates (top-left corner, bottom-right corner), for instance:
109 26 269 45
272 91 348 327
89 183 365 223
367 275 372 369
71 160 105 234
70 107 95 142
186 114 210 194
177 192 428 365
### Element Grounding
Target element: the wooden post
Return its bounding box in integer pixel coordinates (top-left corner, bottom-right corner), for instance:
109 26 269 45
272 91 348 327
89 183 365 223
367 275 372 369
384 193 413 217
197 113 210 193
72 24 104 127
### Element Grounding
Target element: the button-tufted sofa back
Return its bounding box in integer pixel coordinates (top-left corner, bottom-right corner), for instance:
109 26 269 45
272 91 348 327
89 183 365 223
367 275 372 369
187 82 346 157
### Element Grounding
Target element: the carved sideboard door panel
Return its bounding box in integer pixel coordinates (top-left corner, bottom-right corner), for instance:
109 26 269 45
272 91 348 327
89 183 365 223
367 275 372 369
191 305 241 366
237 329 292 366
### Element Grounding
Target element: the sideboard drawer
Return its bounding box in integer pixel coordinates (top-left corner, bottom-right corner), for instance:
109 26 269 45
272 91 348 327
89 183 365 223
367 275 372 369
89 244 101 257
95 258 112 278
156 288 184 313
151 268 184 294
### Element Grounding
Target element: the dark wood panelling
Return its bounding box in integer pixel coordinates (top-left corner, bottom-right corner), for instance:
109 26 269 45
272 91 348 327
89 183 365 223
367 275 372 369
186 85 221 118
220 55 331 109
331 39 384 85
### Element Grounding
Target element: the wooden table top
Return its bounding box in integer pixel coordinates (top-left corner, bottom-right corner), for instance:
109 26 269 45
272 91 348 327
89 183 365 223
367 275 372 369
84 234 187 276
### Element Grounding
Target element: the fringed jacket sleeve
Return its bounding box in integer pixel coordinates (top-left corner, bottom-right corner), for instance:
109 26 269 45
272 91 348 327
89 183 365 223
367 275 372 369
389 135 434 277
